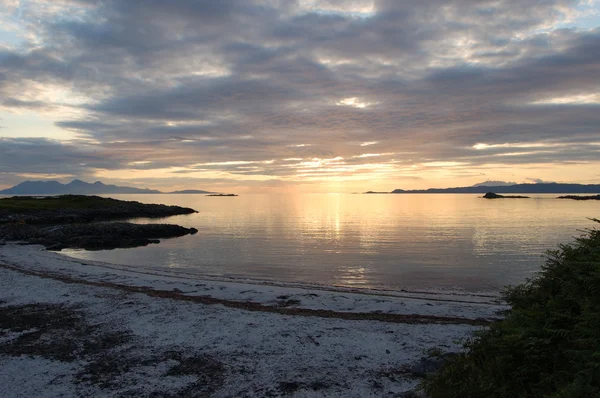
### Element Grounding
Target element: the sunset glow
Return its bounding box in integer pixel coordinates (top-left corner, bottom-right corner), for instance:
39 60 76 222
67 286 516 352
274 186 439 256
1 1 599 192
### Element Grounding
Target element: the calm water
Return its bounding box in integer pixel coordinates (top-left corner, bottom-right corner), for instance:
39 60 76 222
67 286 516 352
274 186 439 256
61 194 599 293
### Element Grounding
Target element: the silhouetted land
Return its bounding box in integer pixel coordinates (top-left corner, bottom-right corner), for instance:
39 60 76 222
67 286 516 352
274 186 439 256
170 189 214 194
0 179 161 195
0 195 197 224
206 194 238 197
557 194 600 201
0 179 217 195
0 195 198 250
364 183 600 194
482 192 530 199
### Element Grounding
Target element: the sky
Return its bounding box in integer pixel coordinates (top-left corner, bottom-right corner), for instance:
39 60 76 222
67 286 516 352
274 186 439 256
0 0 599 193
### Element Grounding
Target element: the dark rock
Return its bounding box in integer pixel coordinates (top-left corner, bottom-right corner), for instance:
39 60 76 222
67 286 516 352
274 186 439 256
483 192 530 199
398 390 427 398
278 381 302 394
0 222 198 251
0 196 199 250
408 357 445 377
406 353 457 378
557 194 600 200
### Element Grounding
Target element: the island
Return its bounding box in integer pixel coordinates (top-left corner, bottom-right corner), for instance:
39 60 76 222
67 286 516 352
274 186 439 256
170 189 214 194
206 194 238 197
0 195 198 251
557 194 600 200
482 192 530 199
364 182 600 195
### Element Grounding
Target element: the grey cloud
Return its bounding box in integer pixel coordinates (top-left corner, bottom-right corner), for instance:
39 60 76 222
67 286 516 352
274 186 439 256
0 138 106 175
2 98 48 109
527 178 557 184
90 77 302 120
0 50 74 81
56 120 118 132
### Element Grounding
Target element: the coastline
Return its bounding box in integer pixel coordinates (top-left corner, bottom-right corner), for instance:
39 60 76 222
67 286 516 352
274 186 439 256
0 244 503 397
1 244 505 321
0 195 199 251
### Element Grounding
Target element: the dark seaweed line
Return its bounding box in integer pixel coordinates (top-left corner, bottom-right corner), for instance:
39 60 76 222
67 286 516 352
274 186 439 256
50 257 502 306
0 261 494 326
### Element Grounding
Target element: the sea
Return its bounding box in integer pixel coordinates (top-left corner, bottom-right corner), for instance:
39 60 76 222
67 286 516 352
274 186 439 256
59 193 599 293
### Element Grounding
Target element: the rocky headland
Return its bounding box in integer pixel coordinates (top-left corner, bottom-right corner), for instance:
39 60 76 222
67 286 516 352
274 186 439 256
0 195 198 250
0 222 197 251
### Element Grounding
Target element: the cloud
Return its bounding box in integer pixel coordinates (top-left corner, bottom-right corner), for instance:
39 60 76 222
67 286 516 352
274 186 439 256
526 178 557 184
0 0 599 190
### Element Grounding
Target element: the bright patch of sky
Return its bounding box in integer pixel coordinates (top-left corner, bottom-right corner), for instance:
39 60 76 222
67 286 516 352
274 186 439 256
0 2 25 47
0 26 23 47
298 0 375 18
531 93 600 105
557 0 600 29
336 97 377 108
0 112 74 140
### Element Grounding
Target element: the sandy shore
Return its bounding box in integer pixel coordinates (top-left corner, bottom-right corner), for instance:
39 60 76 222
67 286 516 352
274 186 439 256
0 244 504 397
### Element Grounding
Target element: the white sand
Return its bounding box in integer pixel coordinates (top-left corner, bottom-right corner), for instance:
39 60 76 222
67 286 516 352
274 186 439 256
0 244 501 397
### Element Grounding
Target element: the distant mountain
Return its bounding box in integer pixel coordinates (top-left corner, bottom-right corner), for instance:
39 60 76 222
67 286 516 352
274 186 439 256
471 180 517 187
388 183 600 194
0 179 162 195
0 180 66 195
0 179 221 195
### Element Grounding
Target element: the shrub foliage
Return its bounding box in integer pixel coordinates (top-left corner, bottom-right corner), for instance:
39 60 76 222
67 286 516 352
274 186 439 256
422 219 600 398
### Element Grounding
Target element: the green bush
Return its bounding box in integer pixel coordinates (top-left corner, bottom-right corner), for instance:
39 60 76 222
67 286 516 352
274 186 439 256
421 219 600 398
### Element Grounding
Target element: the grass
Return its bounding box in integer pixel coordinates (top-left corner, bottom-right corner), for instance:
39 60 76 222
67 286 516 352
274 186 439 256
421 219 600 398
0 195 131 211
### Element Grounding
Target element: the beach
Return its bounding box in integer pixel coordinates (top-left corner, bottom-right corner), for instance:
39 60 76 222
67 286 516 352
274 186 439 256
0 244 503 397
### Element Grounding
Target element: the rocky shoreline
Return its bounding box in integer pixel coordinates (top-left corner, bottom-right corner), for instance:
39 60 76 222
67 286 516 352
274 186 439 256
0 195 197 225
0 222 198 251
0 195 198 250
